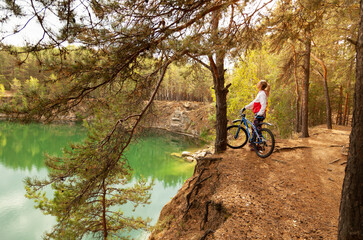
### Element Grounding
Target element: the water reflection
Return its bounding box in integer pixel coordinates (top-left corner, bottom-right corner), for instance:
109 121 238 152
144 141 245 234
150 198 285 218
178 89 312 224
127 129 200 186
0 165 56 240
0 122 199 240
0 122 85 171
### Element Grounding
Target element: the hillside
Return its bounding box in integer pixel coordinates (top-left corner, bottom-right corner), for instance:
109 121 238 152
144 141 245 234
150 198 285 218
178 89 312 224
149 125 350 240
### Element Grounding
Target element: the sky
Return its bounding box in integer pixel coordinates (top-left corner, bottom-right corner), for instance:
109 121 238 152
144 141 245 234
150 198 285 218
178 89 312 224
2 18 45 46
1 0 277 47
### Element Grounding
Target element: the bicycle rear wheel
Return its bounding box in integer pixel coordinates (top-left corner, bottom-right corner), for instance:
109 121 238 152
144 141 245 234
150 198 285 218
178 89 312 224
227 125 248 149
252 128 275 158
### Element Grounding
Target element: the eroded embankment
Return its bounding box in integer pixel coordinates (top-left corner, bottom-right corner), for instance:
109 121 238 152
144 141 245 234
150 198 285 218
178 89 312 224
150 156 228 240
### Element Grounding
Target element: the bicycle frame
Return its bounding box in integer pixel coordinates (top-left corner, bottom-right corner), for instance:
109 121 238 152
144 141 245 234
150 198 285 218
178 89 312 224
232 114 272 144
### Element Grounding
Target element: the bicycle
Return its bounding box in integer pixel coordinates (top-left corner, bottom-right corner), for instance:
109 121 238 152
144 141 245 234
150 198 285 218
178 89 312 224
226 108 275 158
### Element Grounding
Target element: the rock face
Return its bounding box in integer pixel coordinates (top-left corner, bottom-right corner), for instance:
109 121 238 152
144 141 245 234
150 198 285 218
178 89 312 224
146 101 213 137
170 108 191 132
174 149 214 163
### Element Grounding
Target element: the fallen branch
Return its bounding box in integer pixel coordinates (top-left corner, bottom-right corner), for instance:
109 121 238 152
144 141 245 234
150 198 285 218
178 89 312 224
274 146 311 152
329 159 341 164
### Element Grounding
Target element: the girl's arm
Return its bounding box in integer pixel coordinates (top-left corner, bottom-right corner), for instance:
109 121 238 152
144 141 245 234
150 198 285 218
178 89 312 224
244 95 258 109
245 101 254 110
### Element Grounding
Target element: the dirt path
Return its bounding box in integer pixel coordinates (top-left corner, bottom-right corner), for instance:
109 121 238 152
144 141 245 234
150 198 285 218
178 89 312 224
150 125 350 240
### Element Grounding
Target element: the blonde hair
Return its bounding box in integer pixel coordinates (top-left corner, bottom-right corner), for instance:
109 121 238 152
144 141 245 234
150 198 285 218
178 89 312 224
259 80 270 96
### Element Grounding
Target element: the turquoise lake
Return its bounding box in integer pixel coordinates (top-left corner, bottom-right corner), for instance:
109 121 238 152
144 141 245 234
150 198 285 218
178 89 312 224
0 122 200 239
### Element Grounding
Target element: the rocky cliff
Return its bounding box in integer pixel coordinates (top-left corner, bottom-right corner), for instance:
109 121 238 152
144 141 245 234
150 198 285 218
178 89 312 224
145 101 214 138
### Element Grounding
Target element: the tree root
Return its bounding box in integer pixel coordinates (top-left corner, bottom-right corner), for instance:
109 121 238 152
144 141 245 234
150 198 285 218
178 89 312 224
199 229 215 240
200 200 211 230
274 146 311 152
183 158 221 219
184 173 212 218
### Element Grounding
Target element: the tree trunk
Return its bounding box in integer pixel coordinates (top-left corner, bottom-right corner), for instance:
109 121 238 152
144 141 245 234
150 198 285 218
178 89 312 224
343 60 353 126
102 179 108 240
301 31 311 138
209 10 229 153
210 54 228 153
347 107 351 126
337 85 344 125
300 77 303 132
338 1 363 238
292 44 301 132
343 91 350 126
311 53 332 129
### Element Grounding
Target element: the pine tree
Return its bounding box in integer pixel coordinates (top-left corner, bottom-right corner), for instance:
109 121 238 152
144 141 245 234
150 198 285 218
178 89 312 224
267 0 332 137
338 0 363 238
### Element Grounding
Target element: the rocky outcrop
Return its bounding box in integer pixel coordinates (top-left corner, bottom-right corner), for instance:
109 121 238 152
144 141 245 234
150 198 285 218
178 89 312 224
170 108 192 133
0 99 213 134
146 101 213 138
173 148 214 163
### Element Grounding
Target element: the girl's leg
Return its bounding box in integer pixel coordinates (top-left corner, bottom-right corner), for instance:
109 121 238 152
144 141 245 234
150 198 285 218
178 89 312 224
253 118 263 134
250 118 261 151
254 113 266 135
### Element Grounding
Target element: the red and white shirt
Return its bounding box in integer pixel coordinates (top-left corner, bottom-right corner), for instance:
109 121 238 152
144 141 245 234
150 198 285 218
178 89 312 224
245 90 268 116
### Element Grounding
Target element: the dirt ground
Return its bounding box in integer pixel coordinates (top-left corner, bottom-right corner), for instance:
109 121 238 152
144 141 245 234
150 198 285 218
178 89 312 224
150 125 350 240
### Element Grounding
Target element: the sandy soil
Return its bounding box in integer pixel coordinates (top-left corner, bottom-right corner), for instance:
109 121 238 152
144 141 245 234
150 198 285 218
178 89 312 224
150 125 350 240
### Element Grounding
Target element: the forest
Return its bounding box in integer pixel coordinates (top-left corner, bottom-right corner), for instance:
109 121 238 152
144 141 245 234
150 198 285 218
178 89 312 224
0 37 355 138
0 0 362 239
0 1 357 138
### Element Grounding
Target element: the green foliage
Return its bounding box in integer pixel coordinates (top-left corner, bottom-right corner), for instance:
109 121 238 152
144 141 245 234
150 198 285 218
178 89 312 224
0 1 360 238
266 0 358 130
0 84 5 95
159 62 213 102
228 47 287 134
268 85 295 138
25 76 40 92
1 76 47 114
227 55 259 119
200 126 214 143
0 49 49 90
24 96 153 239
309 79 328 126
11 78 21 90
19 55 165 237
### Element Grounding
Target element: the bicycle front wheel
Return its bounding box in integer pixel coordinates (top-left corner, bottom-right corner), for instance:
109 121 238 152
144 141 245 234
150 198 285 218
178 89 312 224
227 125 248 149
253 128 275 158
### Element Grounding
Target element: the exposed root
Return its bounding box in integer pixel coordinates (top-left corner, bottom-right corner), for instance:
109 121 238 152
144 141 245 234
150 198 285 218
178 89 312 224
199 229 215 240
184 172 212 218
274 146 311 152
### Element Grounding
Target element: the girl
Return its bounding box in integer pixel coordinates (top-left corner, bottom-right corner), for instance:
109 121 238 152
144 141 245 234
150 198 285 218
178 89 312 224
243 80 270 145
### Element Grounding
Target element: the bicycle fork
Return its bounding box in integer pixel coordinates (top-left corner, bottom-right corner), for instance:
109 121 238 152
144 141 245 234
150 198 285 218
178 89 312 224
234 125 242 139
